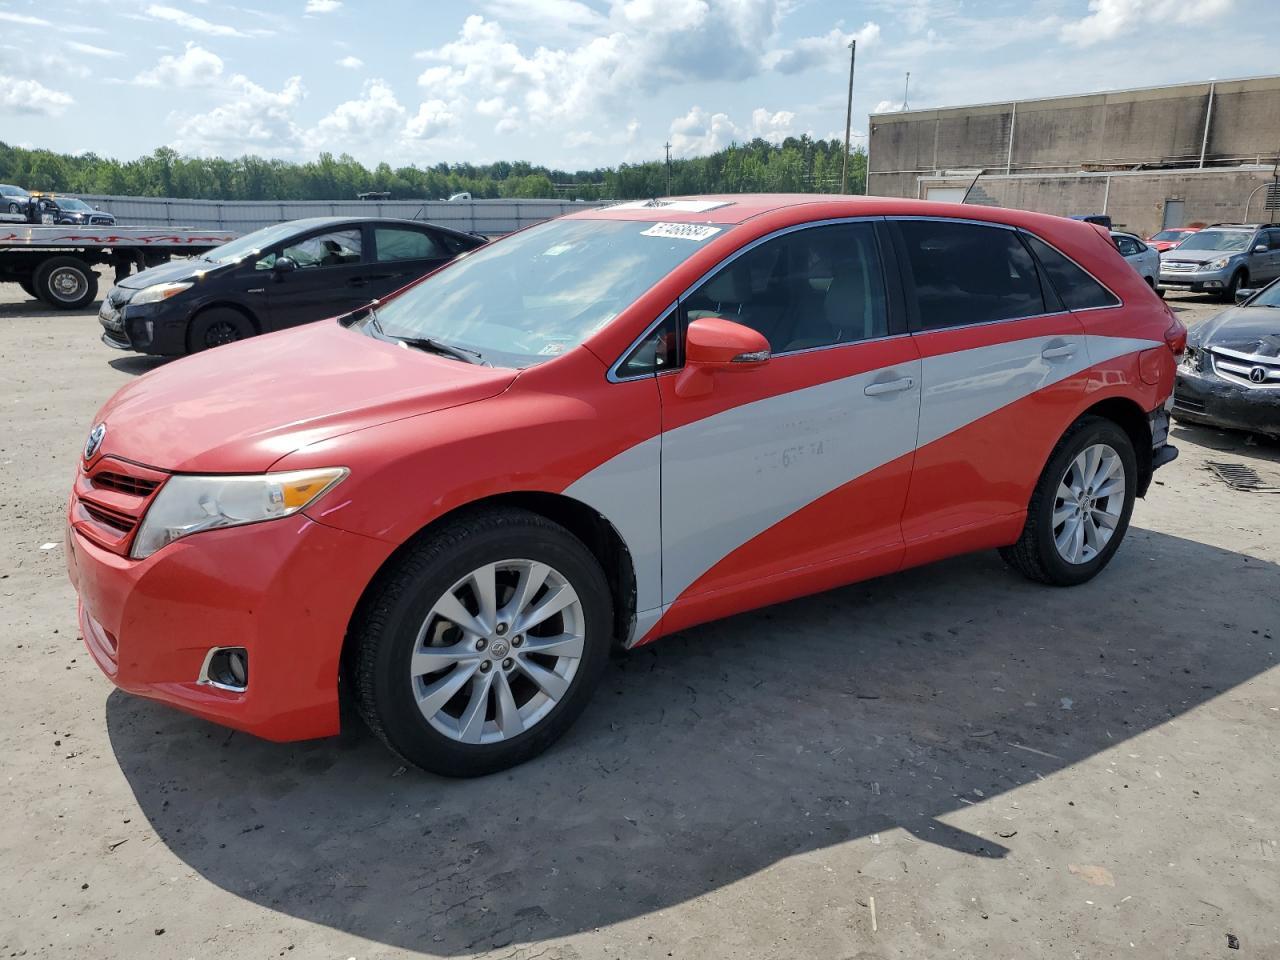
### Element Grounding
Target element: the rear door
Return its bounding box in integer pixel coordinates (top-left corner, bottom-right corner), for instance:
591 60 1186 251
256 224 372 329
1262 229 1280 282
656 219 921 618
889 218 1089 564
368 225 458 299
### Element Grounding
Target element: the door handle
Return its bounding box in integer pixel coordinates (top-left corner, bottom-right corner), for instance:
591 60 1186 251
1041 344 1077 360
864 376 914 397
347 277 368 288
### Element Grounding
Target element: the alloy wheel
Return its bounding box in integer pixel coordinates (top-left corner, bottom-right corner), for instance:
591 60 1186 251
410 559 585 744
1052 442 1125 565
205 321 241 347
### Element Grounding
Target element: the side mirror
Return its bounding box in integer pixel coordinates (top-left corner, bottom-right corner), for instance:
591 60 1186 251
1253 244 1268 253
675 316 770 398
273 256 297 276
1235 287 1256 304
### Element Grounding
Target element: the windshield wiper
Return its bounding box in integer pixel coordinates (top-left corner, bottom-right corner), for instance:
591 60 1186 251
396 335 489 365
362 308 488 365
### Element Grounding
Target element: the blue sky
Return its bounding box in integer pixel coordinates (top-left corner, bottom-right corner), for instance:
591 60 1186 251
2 0 1278 170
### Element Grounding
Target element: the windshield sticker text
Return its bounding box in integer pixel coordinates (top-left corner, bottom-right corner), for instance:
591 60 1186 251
640 223 722 242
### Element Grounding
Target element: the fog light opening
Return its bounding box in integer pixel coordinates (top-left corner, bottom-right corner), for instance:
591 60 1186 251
200 647 249 692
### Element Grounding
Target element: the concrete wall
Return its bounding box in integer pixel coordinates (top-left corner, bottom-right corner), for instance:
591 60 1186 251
917 168 1277 238
66 196 607 235
868 75 1280 199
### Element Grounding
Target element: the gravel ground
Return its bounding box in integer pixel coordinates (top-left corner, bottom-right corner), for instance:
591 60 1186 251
1 275 1277 960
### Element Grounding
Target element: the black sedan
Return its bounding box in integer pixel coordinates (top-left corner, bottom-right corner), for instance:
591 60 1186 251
1174 280 1280 437
99 217 485 355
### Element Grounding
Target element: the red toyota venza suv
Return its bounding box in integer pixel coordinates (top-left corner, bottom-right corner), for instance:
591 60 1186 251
67 196 1184 775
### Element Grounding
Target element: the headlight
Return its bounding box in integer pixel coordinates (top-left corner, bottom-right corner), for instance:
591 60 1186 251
131 281 194 305
1204 258 1231 271
131 468 348 559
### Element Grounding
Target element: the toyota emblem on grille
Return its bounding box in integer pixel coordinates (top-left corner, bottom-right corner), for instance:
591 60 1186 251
84 422 107 460
1250 366 1268 384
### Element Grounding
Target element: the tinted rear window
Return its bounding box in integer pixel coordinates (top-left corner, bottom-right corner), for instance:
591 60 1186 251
894 220 1045 330
1024 235 1119 311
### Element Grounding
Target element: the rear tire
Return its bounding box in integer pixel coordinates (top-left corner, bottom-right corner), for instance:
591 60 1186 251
33 256 97 309
351 508 613 777
187 307 254 353
999 416 1137 586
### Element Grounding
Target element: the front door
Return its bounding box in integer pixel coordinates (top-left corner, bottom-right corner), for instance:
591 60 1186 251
255 225 373 330
656 220 921 629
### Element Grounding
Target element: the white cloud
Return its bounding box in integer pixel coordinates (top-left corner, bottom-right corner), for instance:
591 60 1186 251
0 75 74 115
765 22 880 74
134 42 224 87
307 79 405 149
404 99 456 141
66 41 123 58
0 11 50 26
142 4 258 38
749 107 796 143
1062 0 1234 45
336 55 363 69
669 105 740 156
305 0 341 12
172 75 306 156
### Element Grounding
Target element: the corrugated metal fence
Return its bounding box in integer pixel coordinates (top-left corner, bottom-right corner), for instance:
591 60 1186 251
71 196 609 235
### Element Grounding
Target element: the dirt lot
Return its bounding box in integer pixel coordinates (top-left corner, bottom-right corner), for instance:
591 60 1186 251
1 275 1277 959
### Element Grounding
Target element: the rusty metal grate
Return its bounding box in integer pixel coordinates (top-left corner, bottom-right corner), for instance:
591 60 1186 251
1205 461 1280 493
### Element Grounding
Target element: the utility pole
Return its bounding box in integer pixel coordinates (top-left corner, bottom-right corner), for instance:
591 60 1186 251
840 39 857 194
664 141 672 197
903 72 910 111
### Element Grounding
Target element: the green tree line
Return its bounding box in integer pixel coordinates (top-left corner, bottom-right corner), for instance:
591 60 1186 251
0 137 867 201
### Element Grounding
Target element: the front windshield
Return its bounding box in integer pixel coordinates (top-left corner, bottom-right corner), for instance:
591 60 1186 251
57 198 91 211
1176 230 1251 253
373 217 732 368
202 221 314 265
1151 229 1190 242
1250 281 1280 308
1 185 28 198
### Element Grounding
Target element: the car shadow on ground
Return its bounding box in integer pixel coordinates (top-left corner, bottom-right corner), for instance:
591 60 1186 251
107 354 172 376
1171 421 1280 463
105 529 1279 955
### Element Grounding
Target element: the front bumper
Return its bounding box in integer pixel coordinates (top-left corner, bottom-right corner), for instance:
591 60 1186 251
67 509 393 741
1174 366 1280 437
1157 266 1230 292
98 297 190 355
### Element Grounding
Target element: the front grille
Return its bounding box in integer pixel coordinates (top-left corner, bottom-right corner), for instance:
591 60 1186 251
81 501 136 533
1209 350 1280 388
72 458 168 556
88 215 113 225
92 471 160 497
1163 261 1198 272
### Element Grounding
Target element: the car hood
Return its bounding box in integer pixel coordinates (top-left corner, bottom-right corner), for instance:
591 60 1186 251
117 257 226 291
1191 305 1280 355
91 321 517 472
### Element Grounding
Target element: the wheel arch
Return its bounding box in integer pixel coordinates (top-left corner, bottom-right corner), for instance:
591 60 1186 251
1078 395 1153 496
339 490 638 690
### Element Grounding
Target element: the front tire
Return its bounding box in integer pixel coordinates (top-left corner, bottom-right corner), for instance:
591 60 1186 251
1219 270 1245 303
187 307 254 353
351 508 613 777
1000 416 1137 586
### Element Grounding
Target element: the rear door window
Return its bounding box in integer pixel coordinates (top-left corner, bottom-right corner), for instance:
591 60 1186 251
1114 235 1139 256
892 220 1046 330
374 227 447 262
1023 234 1120 310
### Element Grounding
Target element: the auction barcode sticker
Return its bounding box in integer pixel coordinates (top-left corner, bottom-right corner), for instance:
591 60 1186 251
640 222 722 241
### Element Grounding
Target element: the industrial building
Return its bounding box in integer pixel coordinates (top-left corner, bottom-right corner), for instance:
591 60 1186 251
867 74 1280 238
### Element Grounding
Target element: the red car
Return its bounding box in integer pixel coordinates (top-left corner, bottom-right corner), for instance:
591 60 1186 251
67 196 1184 776
1146 226 1200 252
